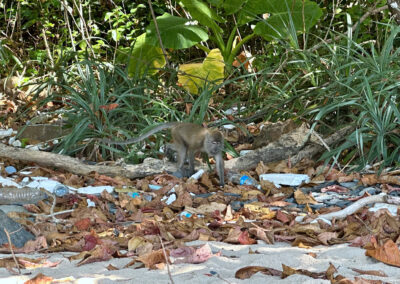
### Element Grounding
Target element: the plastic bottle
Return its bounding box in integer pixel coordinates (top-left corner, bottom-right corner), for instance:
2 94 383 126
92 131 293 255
53 184 69 197
227 173 261 190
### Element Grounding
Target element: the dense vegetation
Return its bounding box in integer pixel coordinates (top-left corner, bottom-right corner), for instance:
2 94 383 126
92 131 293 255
0 0 399 170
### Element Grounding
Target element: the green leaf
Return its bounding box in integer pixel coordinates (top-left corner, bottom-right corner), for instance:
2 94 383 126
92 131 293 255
180 0 225 33
223 0 247 15
252 0 323 40
146 13 209 49
125 33 166 76
178 48 225 94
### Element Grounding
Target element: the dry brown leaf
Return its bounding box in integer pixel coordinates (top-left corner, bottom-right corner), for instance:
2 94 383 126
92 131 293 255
235 266 282 279
281 264 326 279
365 239 400 267
317 232 338 245
351 267 387 277
294 189 318 205
137 249 169 269
77 243 117 266
24 273 53 284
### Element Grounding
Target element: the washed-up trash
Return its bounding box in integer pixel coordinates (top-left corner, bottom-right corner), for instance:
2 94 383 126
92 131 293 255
86 198 96 207
228 173 261 190
180 211 192 218
190 169 205 180
77 186 114 195
0 187 47 205
5 166 17 175
0 128 14 138
149 184 162 191
369 203 398 216
259 173 310 188
161 187 176 205
53 184 69 197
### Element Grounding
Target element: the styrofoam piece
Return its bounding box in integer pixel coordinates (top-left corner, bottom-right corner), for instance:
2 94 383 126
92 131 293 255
0 176 22 188
77 186 114 194
259 173 310 188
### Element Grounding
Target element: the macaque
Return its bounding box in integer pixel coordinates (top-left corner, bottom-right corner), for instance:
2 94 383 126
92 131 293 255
103 122 225 186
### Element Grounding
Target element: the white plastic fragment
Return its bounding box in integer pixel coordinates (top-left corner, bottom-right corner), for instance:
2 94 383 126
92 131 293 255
0 176 22 188
190 169 204 180
77 186 114 195
222 124 236 130
259 173 310 188
0 128 14 139
369 203 398 216
149 184 162 190
86 198 96 207
11 139 22 147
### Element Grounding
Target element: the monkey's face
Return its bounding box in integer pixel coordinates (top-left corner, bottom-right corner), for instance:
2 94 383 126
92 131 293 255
204 131 224 156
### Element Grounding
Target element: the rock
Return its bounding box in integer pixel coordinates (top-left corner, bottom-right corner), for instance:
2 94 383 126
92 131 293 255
0 209 35 248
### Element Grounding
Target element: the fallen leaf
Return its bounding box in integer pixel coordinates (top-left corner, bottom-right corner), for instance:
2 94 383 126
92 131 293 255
170 244 219 264
137 249 169 269
321 185 349 193
351 267 387 277
365 239 400 267
24 273 53 284
294 189 318 205
317 232 338 245
235 266 282 279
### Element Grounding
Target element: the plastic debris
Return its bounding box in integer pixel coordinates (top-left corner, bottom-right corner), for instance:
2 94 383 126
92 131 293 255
228 173 261 190
0 128 14 138
53 184 70 197
77 186 114 195
369 203 398 216
259 173 310 188
190 169 205 180
149 184 162 190
0 187 47 205
4 166 17 175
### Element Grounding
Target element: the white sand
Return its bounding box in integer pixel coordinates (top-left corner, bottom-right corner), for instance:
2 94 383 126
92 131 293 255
1 241 399 284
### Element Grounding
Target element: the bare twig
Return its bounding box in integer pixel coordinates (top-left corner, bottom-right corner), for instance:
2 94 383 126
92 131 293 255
158 235 174 284
3 228 21 274
147 0 169 67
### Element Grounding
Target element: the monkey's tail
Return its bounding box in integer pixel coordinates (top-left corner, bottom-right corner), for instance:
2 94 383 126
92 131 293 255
102 122 178 145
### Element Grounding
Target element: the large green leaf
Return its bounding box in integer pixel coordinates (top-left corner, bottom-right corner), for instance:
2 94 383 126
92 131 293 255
178 49 225 95
222 0 248 15
126 33 166 77
180 0 225 33
237 0 322 39
253 0 322 41
146 13 209 49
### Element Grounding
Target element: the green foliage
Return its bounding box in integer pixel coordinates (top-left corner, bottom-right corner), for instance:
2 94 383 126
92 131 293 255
137 0 322 67
44 59 180 159
251 23 400 170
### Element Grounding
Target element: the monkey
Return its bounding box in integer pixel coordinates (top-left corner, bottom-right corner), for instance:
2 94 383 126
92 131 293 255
102 122 225 186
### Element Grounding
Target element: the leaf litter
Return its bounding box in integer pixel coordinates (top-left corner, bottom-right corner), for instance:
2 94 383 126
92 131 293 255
1 149 400 282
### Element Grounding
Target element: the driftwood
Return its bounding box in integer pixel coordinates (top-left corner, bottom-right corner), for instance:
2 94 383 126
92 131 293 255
312 193 387 222
0 124 352 179
0 142 176 179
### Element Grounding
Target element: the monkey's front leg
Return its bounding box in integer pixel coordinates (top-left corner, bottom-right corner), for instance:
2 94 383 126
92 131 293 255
215 153 225 186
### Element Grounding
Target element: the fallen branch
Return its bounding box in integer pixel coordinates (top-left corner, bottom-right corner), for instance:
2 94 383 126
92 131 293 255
312 193 387 222
0 142 176 179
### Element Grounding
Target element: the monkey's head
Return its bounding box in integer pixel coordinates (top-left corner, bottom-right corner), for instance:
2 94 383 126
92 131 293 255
204 130 224 156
